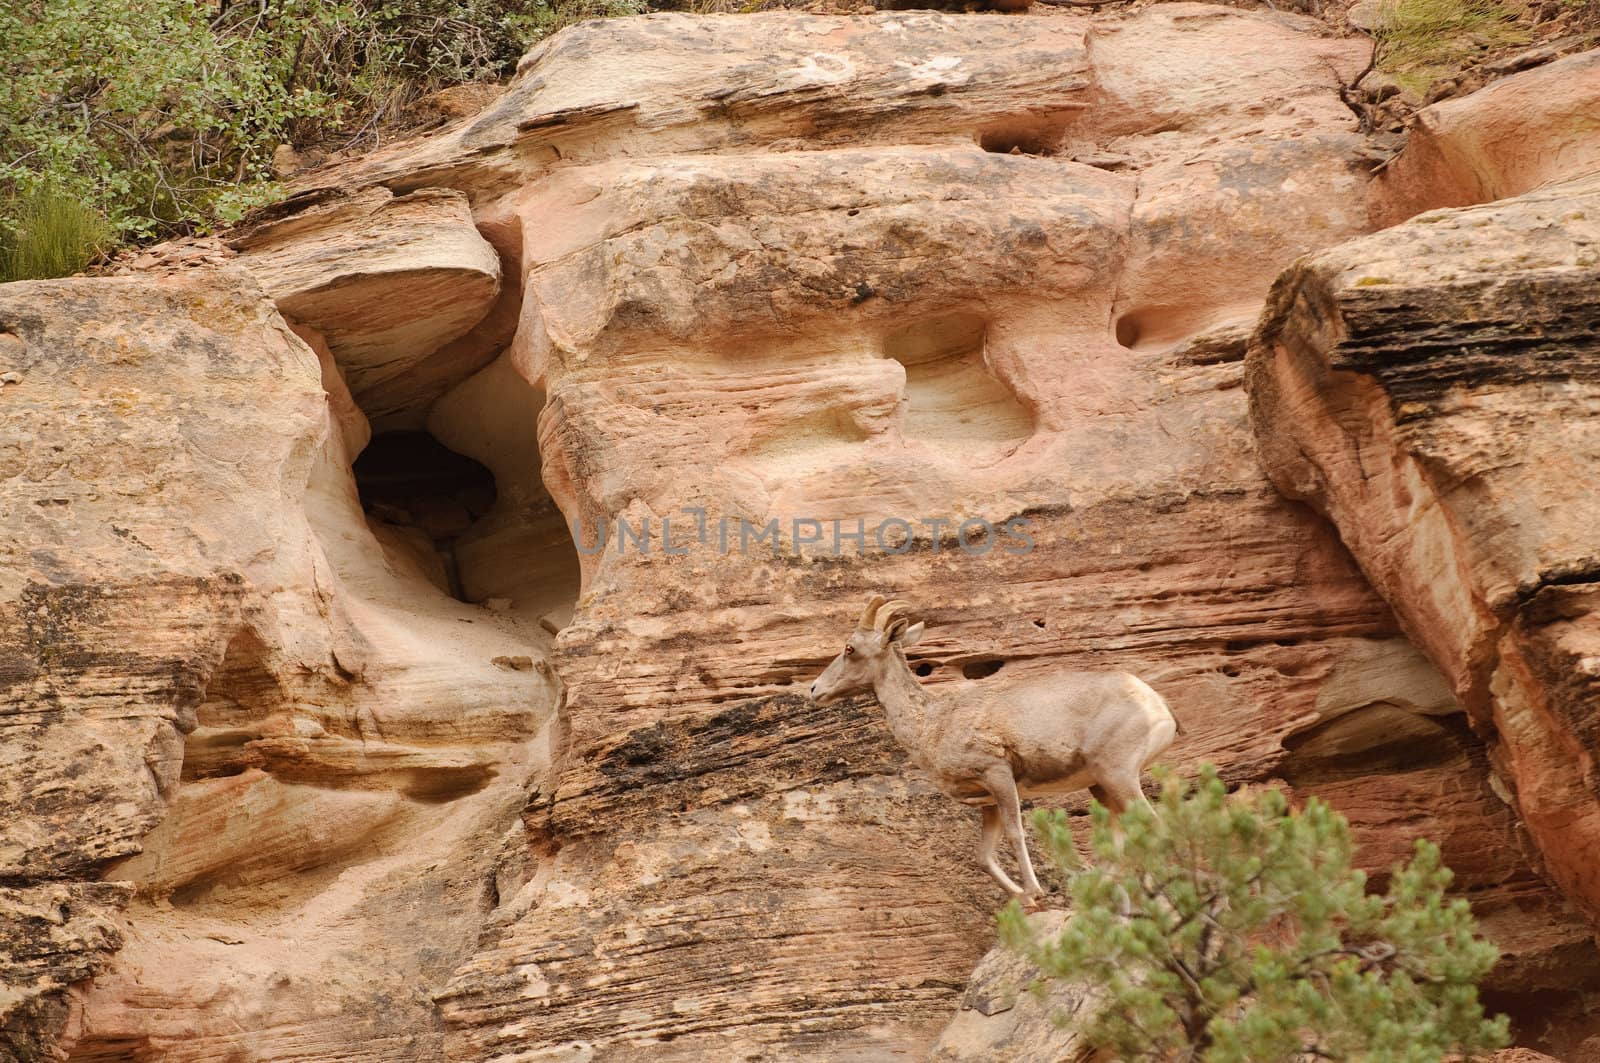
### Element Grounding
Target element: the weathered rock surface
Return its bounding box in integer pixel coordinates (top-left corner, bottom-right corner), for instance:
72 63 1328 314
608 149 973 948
422 14 1591 1063
0 272 562 1060
292 5 1365 200
0 883 129 1062
228 186 504 429
1240 57 1600 1055
930 910 1091 1063
4 8 1600 1063
1249 170 1600 929
1372 49 1600 226
0 272 326 1058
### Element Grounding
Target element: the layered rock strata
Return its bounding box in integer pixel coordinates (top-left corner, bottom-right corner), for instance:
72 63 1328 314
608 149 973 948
1249 172 1600 930
0 270 562 1060
4 7 1599 1062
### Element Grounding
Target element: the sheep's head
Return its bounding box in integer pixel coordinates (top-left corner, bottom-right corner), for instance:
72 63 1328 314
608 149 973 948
808 594 925 705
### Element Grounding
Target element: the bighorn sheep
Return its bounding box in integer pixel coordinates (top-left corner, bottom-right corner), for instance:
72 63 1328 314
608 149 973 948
808 595 1178 898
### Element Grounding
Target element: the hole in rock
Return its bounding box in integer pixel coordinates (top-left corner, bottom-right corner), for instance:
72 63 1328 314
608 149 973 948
962 658 1006 680
883 313 1033 446
1114 307 1167 350
977 115 1071 157
1279 703 1467 786
1115 305 1258 355
914 662 936 678
426 354 584 631
401 764 497 804
353 430 497 601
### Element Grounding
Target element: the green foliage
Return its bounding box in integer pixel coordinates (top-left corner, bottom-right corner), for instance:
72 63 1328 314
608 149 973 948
503 0 648 50
0 0 334 248
1000 766 1510 1062
0 0 644 275
0 184 113 282
1374 0 1530 94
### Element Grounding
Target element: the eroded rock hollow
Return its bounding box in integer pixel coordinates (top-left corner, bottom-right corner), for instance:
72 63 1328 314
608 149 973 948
3 6 1600 1061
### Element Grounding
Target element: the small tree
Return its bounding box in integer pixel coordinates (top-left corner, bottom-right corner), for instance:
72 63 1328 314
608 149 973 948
999 766 1510 1063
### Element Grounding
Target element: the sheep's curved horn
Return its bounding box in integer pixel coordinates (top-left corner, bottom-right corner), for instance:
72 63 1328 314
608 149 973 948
874 599 914 635
857 594 888 630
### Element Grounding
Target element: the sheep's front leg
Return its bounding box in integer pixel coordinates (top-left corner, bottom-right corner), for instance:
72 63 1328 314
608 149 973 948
978 804 1026 896
985 767 1044 898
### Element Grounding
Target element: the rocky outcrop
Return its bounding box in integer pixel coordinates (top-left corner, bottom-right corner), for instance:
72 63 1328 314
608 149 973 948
5 7 1600 1063
1249 171 1600 925
0 272 328 1057
0 270 563 1060
228 186 504 429
287 5 1367 199
930 911 1091 1062
1249 56 1600 963
418 12 1591 1063
1370 49 1600 226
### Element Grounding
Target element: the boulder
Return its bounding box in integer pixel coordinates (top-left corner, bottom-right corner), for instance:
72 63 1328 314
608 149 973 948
1248 173 1600 927
229 187 503 429
930 910 1092 1063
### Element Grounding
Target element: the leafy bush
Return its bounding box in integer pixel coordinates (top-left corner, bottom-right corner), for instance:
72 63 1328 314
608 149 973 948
1 0 339 247
1000 766 1510 1062
0 0 643 276
1374 0 1530 93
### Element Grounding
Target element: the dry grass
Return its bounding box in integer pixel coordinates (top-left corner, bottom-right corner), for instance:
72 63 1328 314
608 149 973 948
1375 0 1532 93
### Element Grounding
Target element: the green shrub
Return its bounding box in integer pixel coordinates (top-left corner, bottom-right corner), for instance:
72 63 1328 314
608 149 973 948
0 0 645 275
1000 765 1509 1062
1375 0 1530 94
0 0 341 254
0 185 113 282
502 0 651 63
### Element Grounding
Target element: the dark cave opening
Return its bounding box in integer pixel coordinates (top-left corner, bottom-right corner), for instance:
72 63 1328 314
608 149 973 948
352 430 497 600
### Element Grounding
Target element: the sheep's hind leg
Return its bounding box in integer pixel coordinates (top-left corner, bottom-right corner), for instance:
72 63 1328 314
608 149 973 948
978 804 1026 896
1098 772 1153 819
1088 783 1119 815
985 768 1045 898
1092 775 1147 918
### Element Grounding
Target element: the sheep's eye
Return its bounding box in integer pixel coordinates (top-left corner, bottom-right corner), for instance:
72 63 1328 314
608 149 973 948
844 645 854 656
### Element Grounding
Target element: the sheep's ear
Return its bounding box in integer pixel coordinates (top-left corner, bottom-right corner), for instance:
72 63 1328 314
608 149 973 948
896 621 925 647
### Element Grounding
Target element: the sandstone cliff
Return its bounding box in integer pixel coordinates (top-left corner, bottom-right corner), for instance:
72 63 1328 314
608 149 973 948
3 5 1599 1062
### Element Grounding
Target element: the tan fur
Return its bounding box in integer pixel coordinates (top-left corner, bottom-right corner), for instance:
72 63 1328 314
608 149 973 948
809 596 1178 898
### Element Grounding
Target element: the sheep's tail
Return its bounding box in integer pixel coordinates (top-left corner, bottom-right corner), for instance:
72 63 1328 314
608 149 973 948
1135 666 1187 737
1161 691 1184 737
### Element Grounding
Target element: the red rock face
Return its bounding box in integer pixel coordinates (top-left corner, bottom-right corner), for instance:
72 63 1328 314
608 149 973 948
1369 50 1600 227
1249 168 1600 894
4 8 1599 1063
433 12 1596 1062
1248 150 1600 1056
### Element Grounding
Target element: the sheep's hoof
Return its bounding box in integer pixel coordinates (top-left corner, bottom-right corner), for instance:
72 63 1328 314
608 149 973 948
1020 894 1051 913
